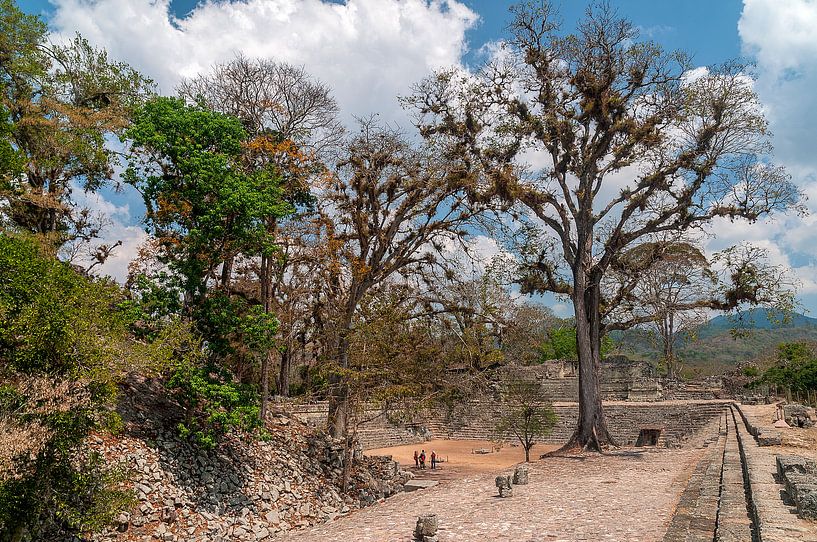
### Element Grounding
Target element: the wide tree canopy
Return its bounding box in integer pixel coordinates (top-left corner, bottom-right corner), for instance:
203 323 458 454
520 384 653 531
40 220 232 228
0 0 153 259
407 1 802 449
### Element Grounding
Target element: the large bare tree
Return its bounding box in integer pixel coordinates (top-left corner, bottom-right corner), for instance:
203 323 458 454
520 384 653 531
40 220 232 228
406 2 802 450
323 119 483 437
613 240 713 377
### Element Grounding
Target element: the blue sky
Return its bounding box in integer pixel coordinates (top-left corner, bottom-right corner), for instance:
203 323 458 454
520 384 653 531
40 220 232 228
22 0 746 65
16 0 817 316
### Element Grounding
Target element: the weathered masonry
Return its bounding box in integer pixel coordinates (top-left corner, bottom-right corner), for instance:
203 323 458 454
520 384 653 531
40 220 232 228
286 400 731 450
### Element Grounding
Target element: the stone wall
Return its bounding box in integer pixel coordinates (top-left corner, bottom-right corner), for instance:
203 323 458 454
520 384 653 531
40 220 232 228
426 400 730 448
285 403 427 450
287 400 731 450
516 357 664 402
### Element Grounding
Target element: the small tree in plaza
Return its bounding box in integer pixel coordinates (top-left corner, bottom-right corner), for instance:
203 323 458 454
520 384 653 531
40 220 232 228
493 372 557 462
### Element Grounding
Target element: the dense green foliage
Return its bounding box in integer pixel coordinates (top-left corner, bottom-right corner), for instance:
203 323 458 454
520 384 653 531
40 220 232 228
755 342 817 395
539 326 614 362
124 96 292 300
0 235 142 540
0 236 137 376
168 357 261 449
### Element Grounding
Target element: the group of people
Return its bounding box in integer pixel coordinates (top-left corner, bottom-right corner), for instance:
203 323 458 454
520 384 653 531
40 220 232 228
413 449 438 469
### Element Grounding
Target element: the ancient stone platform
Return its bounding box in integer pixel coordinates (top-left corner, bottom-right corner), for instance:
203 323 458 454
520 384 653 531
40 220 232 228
279 445 714 541
278 404 817 542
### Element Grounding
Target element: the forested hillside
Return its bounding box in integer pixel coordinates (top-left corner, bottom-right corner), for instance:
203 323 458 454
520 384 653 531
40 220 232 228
616 309 817 375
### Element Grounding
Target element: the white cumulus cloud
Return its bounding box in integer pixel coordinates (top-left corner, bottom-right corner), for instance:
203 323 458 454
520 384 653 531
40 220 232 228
43 0 479 281
738 0 817 310
49 0 478 126
739 0 817 180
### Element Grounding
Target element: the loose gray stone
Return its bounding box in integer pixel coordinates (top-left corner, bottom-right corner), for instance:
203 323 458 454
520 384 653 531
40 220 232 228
513 465 529 485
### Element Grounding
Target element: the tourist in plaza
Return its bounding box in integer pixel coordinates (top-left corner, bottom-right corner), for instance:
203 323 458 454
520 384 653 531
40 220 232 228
413 450 419 468
419 450 426 469
431 450 437 469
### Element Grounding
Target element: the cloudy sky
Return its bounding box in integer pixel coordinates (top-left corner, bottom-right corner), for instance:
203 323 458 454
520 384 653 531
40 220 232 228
18 0 817 315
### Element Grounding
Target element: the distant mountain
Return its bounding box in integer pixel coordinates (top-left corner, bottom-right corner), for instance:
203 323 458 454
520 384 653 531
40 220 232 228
698 309 817 337
614 309 817 376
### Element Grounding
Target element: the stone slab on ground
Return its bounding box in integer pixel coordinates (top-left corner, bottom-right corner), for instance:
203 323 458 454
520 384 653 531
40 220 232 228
403 479 439 492
277 446 714 542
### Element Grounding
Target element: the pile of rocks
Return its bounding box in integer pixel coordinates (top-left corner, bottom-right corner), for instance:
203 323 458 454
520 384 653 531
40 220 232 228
776 455 817 520
784 403 815 428
88 406 411 541
412 514 438 542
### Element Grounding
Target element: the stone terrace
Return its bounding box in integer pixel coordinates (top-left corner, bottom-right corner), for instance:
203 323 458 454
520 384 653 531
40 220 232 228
288 400 731 450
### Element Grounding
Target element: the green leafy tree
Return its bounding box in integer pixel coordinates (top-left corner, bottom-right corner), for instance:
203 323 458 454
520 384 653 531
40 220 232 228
0 234 175 541
0 0 154 257
757 342 817 399
493 372 557 462
125 97 292 427
125 96 292 302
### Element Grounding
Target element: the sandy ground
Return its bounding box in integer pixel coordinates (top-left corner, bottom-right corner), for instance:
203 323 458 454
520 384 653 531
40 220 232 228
366 439 558 481
281 446 702 542
742 402 817 460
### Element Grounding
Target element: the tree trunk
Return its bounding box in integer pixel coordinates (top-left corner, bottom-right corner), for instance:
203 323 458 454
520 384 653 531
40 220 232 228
260 349 272 420
328 336 350 438
328 297 357 439
524 445 530 463
278 348 291 398
220 256 233 289
259 253 271 421
563 272 615 451
340 412 356 494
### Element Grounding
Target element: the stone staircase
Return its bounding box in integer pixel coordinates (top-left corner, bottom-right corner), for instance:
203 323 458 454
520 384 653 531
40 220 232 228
732 403 817 541
354 413 426 450
662 408 755 541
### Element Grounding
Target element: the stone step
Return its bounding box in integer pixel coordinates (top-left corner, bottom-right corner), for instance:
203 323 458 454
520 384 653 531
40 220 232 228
715 408 754 542
663 413 729 542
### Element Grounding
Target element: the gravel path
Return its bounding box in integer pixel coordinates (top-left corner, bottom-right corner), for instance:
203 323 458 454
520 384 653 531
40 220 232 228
279 446 707 542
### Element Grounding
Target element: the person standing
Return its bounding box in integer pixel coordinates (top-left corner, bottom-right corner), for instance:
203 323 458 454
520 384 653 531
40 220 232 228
413 450 419 468
419 450 426 469
431 450 437 470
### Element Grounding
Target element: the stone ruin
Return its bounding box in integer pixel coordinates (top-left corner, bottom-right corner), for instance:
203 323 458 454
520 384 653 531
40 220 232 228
777 455 817 520
499 356 668 403
513 465 529 485
495 475 513 497
784 403 815 428
413 514 439 542
495 466 529 498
